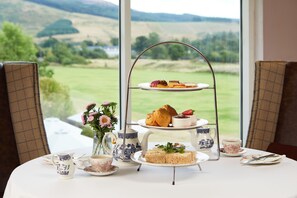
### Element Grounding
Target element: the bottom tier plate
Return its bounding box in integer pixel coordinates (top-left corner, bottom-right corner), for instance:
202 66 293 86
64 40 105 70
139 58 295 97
131 151 209 167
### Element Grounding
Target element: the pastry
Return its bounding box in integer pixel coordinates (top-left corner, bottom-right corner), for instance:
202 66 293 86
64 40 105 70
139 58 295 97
168 80 186 88
184 82 197 88
150 80 168 88
145 112 158 126
153 108 171 127
161 104 178 122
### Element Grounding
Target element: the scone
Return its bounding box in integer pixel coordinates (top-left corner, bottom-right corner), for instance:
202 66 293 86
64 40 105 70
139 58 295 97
145 112 158 126
153 108 171 127
161 104 178 122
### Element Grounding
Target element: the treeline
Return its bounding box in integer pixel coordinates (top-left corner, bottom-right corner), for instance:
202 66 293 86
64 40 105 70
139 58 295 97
39 38 108 65
36 31 239 65
132 32 239 63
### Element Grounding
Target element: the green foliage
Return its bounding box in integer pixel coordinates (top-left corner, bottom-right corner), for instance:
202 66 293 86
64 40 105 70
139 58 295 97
38 61 54 78
39 77 74 120
133 36 150 54
40 37 59 48
81 126 94 138
191 31 239 63
167 44 185 60
0 21 37 61
43 40 87 65
131 31 239 63
36 19 79 37
80 43 108 59
110 37 118 46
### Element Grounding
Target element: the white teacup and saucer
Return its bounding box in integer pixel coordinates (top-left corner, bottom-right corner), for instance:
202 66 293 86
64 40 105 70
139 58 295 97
220 139 246 157
83 155 119 176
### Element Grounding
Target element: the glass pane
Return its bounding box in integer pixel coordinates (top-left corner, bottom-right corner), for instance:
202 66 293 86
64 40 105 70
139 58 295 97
130 0 240 144
0 0 119 153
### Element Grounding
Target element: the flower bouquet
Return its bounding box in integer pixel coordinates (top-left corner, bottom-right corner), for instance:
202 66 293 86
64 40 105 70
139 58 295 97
81 102 117 155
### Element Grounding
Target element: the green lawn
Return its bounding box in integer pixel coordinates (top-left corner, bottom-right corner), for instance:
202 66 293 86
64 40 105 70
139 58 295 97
49 65 240 140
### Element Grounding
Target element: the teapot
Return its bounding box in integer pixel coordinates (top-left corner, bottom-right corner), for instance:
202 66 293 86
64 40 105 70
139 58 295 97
190 127 215 152
51 153 75 179
102 128 145 162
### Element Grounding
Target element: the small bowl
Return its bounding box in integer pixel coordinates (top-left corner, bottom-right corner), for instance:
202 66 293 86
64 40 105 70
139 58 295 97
172 115 191 127
186 114 197 126
222 139 241 154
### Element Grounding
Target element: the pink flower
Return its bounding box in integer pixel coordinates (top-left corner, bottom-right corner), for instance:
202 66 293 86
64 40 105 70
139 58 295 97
81 114 87 125
87 116 94 122
99 115 111 127
86 103 96 111
102 101 110 106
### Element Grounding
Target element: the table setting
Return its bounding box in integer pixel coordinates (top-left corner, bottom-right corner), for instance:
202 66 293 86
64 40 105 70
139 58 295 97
4 100 297 198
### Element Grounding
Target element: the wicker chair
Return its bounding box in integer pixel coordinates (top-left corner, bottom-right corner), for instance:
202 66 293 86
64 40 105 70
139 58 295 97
0 62 50 196
246 61 297 160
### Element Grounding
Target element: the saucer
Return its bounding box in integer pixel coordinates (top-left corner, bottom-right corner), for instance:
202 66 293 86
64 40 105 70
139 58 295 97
241 154 283 165
220 148 246 157
83 165 119 176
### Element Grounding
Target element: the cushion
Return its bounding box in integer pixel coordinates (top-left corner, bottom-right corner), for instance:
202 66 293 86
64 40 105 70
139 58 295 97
0 64 20 197
275 62 297 147
267 142 297 161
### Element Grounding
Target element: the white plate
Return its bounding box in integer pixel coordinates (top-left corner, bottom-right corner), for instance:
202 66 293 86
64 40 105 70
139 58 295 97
220 148 247 157
138 83 209 91
131 151 209 167
240 154 283 165
137 118 208 130
84 165 119 176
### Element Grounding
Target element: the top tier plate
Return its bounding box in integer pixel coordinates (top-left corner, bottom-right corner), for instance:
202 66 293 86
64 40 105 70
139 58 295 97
137 83 209 91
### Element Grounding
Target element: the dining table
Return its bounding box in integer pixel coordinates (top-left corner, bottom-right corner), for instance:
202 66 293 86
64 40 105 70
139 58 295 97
3 147 297 198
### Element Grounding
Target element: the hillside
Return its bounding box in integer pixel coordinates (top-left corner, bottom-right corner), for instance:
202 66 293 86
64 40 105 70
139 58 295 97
25 0 239 23
0 0 239 44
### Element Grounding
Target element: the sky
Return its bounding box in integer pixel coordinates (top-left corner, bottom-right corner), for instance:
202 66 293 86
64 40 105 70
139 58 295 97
106 0 240 19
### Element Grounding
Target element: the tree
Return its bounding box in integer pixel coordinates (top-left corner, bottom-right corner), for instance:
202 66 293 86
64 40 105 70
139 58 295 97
110 37 119 46
0 22 37 61
167 44 185 60
133 36 150 54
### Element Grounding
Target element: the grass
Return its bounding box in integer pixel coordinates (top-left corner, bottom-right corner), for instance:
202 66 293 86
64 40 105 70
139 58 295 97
49 61 240 141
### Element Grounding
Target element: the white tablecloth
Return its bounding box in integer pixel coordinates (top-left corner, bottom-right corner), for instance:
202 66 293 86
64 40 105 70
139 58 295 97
4 148 297 198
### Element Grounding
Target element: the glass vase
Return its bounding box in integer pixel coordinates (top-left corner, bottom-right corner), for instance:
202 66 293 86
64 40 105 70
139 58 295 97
92 134 105 156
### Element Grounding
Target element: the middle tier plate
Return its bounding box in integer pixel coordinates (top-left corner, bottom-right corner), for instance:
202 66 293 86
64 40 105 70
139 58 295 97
137 118 208 130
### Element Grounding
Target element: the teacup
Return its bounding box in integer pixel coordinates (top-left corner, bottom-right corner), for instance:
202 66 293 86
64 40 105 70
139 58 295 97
89 155 113 172
222 139 241 154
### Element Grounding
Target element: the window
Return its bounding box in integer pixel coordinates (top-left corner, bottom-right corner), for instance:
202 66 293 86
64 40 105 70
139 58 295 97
128 0 241 142
0 0 241 152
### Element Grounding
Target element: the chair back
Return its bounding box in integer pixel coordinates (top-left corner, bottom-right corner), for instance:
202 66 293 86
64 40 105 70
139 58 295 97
246 61 287 150
0 62 50 196
246 61 297 160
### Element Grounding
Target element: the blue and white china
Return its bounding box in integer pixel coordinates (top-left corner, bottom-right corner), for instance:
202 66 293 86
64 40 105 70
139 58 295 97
102 128 141 162
191 127 215 152
52 153 75 179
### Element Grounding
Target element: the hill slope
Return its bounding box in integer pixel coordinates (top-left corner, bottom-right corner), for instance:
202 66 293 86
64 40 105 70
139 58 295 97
25 0 238 23
0 0 239 44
